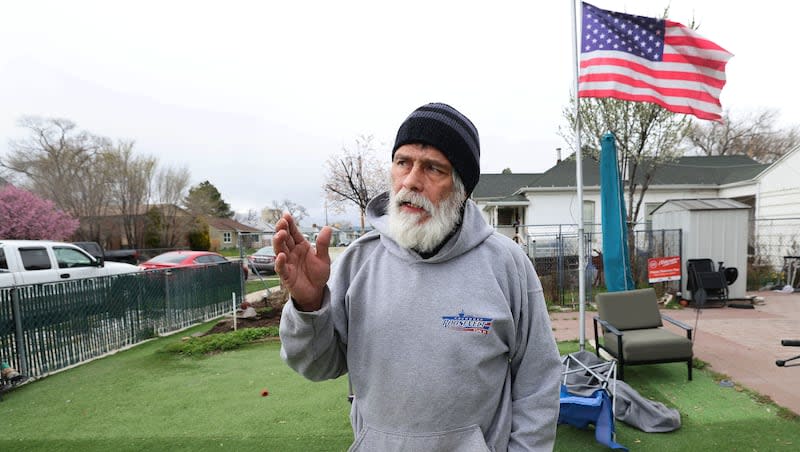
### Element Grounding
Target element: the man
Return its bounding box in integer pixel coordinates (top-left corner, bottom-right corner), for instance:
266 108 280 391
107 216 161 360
275 103 561 451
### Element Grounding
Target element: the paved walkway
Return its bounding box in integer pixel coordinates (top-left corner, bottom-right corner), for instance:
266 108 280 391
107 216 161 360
550 290 800 416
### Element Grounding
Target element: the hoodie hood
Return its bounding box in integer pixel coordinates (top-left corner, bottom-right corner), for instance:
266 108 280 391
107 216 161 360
365 191 494 263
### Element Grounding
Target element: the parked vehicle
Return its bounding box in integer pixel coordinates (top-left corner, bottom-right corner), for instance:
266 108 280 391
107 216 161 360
73 241 142 265
139 250 248 277
0 240 140 288
246 246 276 275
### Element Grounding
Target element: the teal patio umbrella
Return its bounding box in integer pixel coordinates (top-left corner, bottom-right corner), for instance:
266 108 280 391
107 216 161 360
600 133 635 292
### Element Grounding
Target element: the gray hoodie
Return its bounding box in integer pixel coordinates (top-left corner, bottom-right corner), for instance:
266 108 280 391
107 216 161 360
280 193 561 451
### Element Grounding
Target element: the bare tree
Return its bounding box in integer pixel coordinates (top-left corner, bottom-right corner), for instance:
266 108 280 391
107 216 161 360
235 209 261 228
2 116 116 241
152 165 191 247
324 135 389 233
260 207 283 225
684 108 800 163
270 199 308 224
560 97 691 227
109 141 156 248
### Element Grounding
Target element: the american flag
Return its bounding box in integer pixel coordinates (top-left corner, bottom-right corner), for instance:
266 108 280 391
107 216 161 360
578 2 733 121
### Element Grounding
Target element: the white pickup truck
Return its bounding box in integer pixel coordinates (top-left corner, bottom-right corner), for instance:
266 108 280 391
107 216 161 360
0 240 140 288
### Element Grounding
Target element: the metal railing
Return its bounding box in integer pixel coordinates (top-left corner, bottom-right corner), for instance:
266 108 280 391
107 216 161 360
0 264 242 381
514 225 682 306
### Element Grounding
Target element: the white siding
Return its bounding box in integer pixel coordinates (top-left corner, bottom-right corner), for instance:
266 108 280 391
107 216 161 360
755 147 800 219
718 183 758 200
524 191 602 226
748 147 800 267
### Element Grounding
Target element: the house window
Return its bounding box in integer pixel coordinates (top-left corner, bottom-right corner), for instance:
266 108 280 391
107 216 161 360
497 208 514 226
223 232 232 244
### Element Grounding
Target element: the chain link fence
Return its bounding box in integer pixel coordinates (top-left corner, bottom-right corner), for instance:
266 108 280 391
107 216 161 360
749 217 800 289
520 225 682 307
520 217 800 303
1 263 242 381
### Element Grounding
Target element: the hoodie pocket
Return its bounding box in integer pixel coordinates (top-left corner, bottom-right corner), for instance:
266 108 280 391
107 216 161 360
348 424 492 452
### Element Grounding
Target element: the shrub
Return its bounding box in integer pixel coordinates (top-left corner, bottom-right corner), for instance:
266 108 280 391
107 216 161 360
187 217 211 251
161 327 279 356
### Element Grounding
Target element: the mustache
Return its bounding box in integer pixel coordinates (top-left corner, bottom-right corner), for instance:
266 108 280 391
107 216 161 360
393 188 435 214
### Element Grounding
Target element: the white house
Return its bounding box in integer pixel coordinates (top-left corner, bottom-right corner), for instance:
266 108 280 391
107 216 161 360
473 145 800 268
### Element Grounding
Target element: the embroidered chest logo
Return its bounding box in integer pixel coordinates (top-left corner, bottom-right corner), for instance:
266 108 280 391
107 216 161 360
441 310 493 335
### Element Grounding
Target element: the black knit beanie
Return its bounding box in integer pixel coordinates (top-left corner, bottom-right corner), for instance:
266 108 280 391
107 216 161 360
392 102 481 195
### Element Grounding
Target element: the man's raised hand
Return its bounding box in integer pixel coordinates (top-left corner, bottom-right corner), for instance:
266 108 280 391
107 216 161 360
273 212 332 311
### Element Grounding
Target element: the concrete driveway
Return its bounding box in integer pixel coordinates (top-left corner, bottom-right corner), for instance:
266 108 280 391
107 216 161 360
550 290 800 415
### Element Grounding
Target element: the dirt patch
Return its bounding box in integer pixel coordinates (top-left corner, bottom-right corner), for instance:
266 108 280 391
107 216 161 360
204 288 289 335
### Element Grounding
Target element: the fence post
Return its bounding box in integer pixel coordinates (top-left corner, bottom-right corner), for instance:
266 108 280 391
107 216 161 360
238 234 246 305
10 287 28 376
678 228 684 293
557 225 564 304
164 271 171 332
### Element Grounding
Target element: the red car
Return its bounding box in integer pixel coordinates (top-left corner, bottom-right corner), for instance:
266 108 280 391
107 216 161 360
139 250 248 277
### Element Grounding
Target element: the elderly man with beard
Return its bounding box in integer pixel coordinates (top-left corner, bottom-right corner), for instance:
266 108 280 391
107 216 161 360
275 103 561 452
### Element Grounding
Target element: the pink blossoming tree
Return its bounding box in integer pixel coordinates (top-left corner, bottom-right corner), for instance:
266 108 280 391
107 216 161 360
0 185 80 240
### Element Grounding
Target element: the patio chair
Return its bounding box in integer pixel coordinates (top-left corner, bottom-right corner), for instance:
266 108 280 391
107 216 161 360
686 258 733 307
593 288 694 380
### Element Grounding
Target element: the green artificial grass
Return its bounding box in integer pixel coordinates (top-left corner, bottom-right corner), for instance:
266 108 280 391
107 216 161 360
556 341 798 450
1 333 797 451
0 323 352 452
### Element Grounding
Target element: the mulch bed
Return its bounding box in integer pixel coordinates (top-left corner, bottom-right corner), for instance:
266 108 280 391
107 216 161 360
204 288 289 335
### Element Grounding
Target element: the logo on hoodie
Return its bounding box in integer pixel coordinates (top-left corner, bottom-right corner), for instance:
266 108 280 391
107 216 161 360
441 310 493 335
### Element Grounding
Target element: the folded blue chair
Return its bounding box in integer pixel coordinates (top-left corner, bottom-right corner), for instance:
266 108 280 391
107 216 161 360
559 385 627 450
559 353 627 450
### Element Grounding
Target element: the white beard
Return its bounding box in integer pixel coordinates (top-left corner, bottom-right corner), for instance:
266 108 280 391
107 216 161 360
387 180 467 253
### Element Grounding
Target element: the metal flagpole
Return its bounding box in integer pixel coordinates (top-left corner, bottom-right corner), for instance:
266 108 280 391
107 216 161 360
570 0 586 351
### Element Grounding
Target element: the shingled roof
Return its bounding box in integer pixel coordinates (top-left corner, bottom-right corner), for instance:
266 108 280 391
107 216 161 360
478 154 769 193
205 217 262 233
648 155 768 185
472 173 542 199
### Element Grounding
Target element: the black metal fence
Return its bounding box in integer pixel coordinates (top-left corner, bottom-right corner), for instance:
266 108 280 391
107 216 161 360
1 264 242 381
519 225 682 306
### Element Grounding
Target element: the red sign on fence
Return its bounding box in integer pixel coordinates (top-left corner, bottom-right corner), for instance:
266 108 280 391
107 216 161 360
648 256 682 283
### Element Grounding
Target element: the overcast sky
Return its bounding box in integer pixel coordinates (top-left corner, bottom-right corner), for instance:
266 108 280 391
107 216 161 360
1 1 795 226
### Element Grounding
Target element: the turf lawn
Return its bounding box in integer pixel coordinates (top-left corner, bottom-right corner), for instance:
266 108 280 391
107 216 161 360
1 324 797 451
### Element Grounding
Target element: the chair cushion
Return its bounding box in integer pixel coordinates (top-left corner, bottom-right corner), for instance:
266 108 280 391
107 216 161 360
596 288 663 330
603 328 693 361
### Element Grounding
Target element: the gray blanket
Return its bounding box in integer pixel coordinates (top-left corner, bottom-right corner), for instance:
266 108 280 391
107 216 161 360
562 351 682 432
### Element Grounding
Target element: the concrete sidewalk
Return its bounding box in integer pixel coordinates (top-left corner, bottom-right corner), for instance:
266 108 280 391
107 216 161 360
550 290 800 416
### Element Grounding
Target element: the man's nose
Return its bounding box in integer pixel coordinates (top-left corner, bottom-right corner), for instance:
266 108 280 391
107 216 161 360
402 164 424 192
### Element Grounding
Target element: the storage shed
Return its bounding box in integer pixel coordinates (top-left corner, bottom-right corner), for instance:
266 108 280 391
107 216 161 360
651 198 750 300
